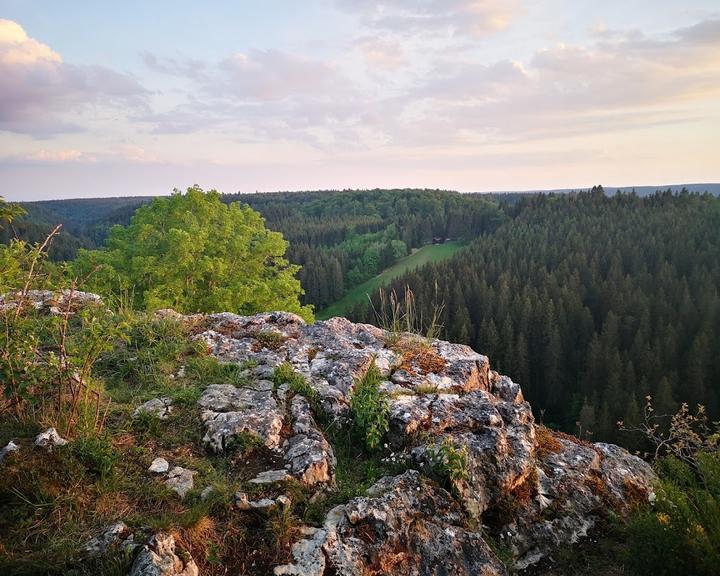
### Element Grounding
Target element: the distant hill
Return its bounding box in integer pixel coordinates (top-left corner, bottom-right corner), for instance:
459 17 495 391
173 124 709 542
483 183 720 197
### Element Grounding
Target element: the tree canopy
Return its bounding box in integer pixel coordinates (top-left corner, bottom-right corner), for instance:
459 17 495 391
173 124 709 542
75 186 312 320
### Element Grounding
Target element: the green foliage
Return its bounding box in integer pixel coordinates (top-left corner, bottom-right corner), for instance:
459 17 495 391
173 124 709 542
349 360 389 451
96 314 247 402
74 186 312 320
0 229 128 430
626 402 720 575
626 452 720 576
273 362 323 418
0 196 25 229
428 437 470 484
352 189 720 442
67 435 119 480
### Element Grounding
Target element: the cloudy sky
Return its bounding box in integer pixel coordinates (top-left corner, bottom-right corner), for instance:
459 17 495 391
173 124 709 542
1 0 719 200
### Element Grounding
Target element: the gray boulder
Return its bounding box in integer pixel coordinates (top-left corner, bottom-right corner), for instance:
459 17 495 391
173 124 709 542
133 397 173 420
129 532 198 576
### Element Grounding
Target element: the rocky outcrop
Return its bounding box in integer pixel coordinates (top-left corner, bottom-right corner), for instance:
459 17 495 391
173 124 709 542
0 289 102 314
183 310 656 573
175 310 656 572
330 470 507 576
129 532 198 576
80 307 652 574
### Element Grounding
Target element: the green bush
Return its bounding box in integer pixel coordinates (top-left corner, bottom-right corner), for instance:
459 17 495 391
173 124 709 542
626 452 720 576
349 360 389 451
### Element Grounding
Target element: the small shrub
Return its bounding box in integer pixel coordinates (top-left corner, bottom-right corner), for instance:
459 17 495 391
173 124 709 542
625 402 720 576
225 431 264 455
349 360 389 452
428 437 469 485
251 330 287 351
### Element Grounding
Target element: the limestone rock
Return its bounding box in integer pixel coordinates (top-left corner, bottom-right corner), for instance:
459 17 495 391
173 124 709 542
249 469 291 485
82 521 134 555
152 308 656 571
0 289 102 314
149 457 169 474
283 396 336 486
198 381 283 452
283 470 507 576
165 467 195 499
274 527 327 576
133 397 173 420
236 492 281 511
0 440 19 463
129 532 198 576
34 427 68 450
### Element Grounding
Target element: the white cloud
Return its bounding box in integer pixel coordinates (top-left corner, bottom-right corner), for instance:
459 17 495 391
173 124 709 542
0 19 148 135
336 0 520 38
25 149 96 162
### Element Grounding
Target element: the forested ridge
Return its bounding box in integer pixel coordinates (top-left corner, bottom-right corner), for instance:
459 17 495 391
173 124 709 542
231 189 503 308
9 189 503 309
349 188 720 445
7 187 720 445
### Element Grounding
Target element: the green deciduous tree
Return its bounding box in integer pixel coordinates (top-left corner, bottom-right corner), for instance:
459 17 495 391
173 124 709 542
75 186 312 320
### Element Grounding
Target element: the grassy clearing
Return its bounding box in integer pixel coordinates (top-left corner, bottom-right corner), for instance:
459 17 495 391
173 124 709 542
318 241 464 320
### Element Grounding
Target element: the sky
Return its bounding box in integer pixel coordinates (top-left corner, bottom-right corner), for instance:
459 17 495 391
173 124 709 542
0 1 719 201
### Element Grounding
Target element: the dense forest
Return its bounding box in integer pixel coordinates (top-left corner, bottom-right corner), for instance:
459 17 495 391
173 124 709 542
347 188 720 445
9 190 503 309
6 187 720 446
232 190 503 308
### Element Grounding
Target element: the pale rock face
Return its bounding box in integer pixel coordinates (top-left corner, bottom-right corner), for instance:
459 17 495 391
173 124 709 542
148 457 169 474
136 308 656 572
34 427 68 450
129 532 198 576
165 466 195 499
133 397 173 420
198 381 283 452
320 470 507 576
82 521 135 555
0 289 102 314
274 527 328 576
283 396 336 486
0 440 19 463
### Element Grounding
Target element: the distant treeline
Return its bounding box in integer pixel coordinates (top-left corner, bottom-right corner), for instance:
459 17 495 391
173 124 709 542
348 187 720 445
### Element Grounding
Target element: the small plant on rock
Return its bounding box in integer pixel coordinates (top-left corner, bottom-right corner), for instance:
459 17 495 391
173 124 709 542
428 437 469 485
272 361 324 420
349 359 389 452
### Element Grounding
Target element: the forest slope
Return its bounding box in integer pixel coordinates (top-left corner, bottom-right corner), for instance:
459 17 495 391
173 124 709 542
348 189 720 445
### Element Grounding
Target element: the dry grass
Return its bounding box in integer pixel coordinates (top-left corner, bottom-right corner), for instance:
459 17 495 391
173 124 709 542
392 336 447 375
535 425 563 457
622 478 648 509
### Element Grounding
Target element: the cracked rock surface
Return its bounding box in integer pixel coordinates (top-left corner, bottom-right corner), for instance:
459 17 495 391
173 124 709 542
153 309 657 572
